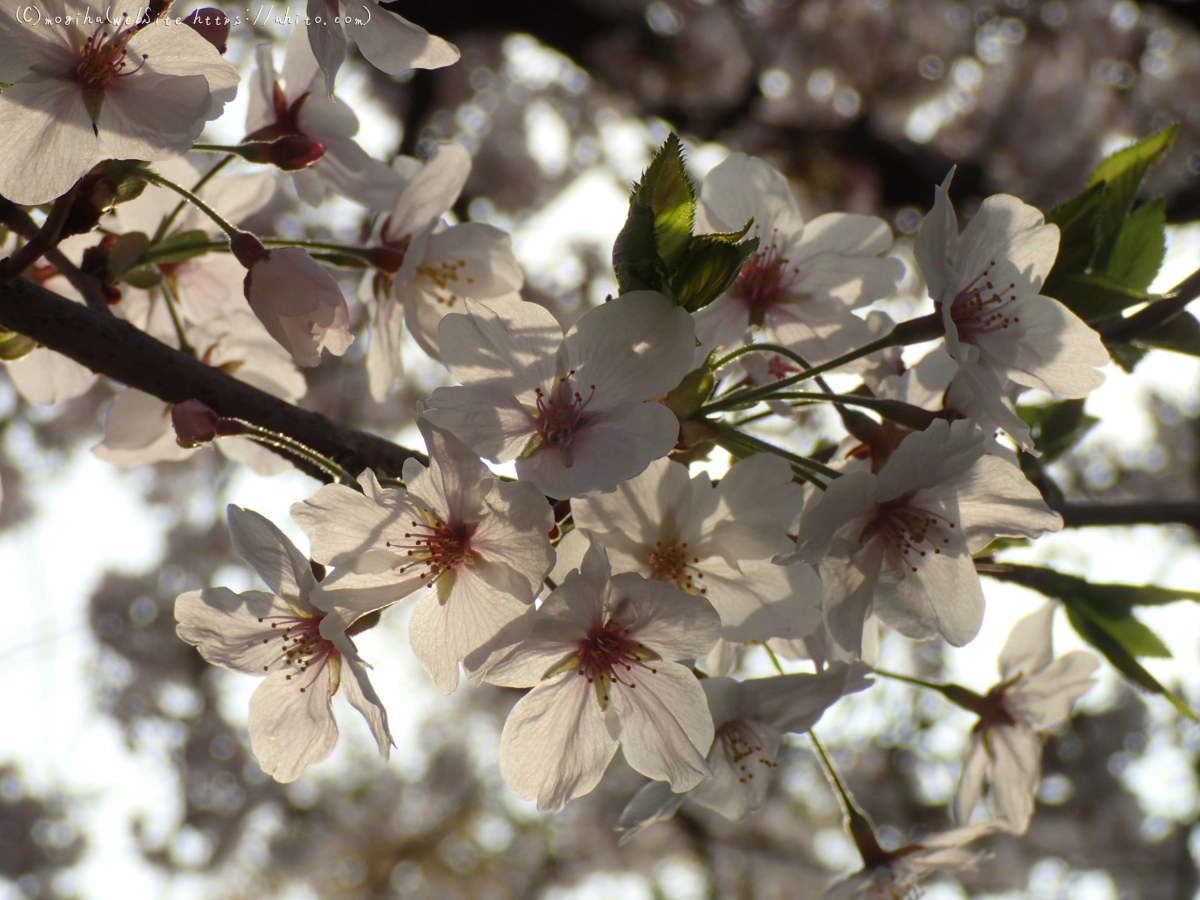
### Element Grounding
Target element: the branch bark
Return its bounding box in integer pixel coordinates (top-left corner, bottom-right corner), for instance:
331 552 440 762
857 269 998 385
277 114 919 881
0 276 426 479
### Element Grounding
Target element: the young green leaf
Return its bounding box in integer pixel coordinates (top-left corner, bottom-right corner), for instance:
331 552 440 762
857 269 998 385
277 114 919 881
1017 398 1098 464
1044 271 1151 322
149 229 214 266
1087 124 1176 270
1133 310 1200 357
1106 196 1166 292
1043 181 1106 282
638 133 695 273
670 231 758 312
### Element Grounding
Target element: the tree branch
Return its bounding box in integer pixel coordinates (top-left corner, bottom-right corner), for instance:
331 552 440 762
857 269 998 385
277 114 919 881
0 276 426 479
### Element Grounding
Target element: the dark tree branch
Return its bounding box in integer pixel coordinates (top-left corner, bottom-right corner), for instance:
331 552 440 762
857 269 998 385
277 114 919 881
0 277 426 479
1057 501 1200 530
0 201 109 311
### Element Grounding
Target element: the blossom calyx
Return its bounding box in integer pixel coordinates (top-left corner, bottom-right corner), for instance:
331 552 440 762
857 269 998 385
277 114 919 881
171 400 241 447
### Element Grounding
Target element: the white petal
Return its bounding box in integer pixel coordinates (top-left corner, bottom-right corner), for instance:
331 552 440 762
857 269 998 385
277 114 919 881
334 635 394 759
7 347 95 406
306 0 347 93
612 573 722 660
516 401 682 499
913 168 958 303
956 194 1058 292
572 456 691 550
248 663 338 783
1009 651 1099 730
612 661 713 791
820 545 884 658
499 674 618 812
616 781 685 844
701 557 822 642
345 0 460 76
997 602 1057 680
791 470 877 565
408 567 530 694
698 152 803 241
437 295 562 404
876 547 983 647
97 71 211 161
564 292 696 408
424 383 537 463
227 505 318 609
384 142 471 241
988 724 1042 834
0 80 97 204
749 663 873 733
953 455 1062 553
174 587 285 674
953 731 989 824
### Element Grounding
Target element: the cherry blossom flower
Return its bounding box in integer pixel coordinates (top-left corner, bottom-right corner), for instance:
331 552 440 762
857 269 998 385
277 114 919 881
238 243 354 368
783 419 1062 656
955 602 1099 833
291 420 554 693
425 293 695 499
692 153 903 365
914 170 1109 450
363 143 523 398
478 542 720 812
823 822 998 899
94 311 306 476
245 26 406 210
0 0 239 204
618 664 871 840
555 454 821 664
174 505 392 783
304 0 458 94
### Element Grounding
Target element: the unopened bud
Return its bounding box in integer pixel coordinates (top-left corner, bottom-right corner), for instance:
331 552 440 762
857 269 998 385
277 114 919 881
239 136 326 171
365 244 406 274
171 400 240 447
183 8 231 54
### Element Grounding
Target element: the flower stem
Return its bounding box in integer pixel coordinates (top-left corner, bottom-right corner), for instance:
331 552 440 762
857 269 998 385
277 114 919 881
137 237 378 268
711 420 840 483
761 641 786 675
711 342 837 394
872 668 991 716
152 154 236 244
224 417 359 485
141 170 242 241
158 277 195 357
699 313 942 414
808 730 889 868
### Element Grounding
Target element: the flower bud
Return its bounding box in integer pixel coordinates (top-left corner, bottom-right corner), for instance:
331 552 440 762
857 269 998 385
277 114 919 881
242 247 354 368
239 137 326 172
171 400 239 448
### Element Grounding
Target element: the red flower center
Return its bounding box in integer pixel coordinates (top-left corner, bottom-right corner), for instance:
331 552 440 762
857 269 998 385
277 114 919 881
731 241 798 327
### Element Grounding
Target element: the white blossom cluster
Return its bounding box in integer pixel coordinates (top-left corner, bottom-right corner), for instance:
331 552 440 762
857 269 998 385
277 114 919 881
0 9 1112 893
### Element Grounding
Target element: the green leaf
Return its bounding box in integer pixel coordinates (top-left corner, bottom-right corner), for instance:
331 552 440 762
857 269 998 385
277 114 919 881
1087 124 1176 269
1017 399 1098 464
1106 197 1166 291
1044 271 1151 322
1106 341 1149 373
1133 310 1200 357
149 229 213 266
1043 181 1106 280
670 232 759 312
638 133 695 273
1065 606 1195 720
612 200 667 295
0 329 37 361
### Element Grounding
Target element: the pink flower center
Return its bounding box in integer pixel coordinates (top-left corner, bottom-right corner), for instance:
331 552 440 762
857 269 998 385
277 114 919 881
714 720 777 784
533 371 595 450
574 619 659 707
387 516 474 583
730 241 798 327
949 261 1021 338
861 494 957 573
256 612 338 693
75 20 146 90
646 540 706 595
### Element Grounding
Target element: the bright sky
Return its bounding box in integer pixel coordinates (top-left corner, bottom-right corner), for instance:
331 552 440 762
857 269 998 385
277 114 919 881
4 30 1200 900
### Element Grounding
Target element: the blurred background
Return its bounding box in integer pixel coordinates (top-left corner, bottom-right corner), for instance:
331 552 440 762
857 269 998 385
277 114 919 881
6 0 1200 897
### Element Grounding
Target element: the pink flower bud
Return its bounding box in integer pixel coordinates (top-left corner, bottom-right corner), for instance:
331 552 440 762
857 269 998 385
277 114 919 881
230 231 269 269
239 137 327 171
171 400 239 447
243 248 354 368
